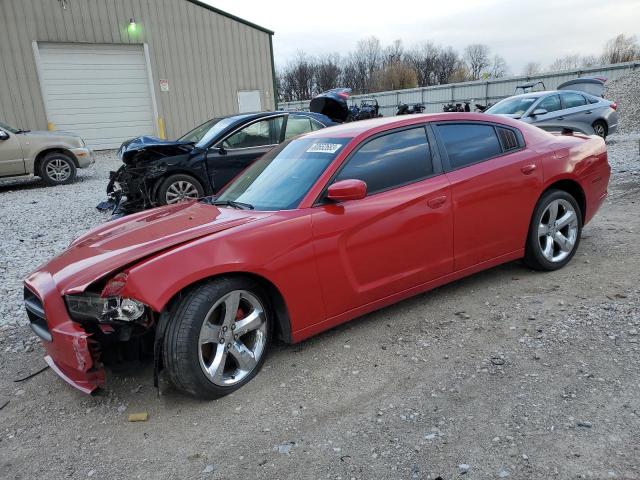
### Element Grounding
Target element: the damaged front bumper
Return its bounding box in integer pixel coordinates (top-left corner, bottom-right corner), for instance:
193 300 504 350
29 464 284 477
24 273 105 394
101 164 165 216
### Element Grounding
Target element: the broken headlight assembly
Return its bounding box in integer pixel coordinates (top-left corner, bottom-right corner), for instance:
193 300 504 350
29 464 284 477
65 273 147 323
66 294 146 323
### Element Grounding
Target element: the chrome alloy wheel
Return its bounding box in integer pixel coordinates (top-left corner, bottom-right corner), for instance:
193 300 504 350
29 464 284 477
593 123 606 138
198 290 268 386
537 198 579 263
165 180 200 204
45 159 72 182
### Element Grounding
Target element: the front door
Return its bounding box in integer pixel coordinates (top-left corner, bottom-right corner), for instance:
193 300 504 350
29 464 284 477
206 116 284 193
312 126 453 318
0 129 25 176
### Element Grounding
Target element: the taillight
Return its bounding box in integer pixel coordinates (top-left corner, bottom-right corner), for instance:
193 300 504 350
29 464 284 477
610 102 617 111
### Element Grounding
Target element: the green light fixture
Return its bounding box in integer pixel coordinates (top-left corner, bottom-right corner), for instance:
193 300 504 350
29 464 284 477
128 18 137 34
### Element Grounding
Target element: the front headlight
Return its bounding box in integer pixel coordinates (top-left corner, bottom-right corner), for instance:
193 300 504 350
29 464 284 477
66 293 146 323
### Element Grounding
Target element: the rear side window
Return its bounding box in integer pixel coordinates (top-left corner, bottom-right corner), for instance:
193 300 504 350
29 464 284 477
561 93 587 108
437 124 502 169
284 115 314 140
335 127 433 195
536 95 561 113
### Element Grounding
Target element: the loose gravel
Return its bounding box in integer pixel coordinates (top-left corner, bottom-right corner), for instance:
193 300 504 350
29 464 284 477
606 70 640 134
0 134 639 479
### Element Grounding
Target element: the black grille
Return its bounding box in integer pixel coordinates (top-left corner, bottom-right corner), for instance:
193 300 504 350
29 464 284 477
498 128 519 151
24 287 52 342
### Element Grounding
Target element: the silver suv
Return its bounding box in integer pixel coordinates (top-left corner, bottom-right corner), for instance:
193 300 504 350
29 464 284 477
0 121 94 185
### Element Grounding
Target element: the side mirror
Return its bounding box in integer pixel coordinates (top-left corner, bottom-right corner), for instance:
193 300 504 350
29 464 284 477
0 130 9 141
531 108 548 117
326 179 367 202
213 143 226 155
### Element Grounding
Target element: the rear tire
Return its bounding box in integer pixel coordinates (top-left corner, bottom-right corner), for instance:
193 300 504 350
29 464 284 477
39 152 77 185
157 174 204 206
162 277 272 399
592 120 607 139
524 189 582 271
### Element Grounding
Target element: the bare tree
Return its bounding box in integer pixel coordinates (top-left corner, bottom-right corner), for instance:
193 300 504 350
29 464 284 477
405 42 440 86
278 51 316 101
522 62 542 76
602 34 640 64
383 39 404 66
315 54 342 93
488 55 508 78
464 44 490 80
548 54 582 72
434 46 459 84
580 55 600 68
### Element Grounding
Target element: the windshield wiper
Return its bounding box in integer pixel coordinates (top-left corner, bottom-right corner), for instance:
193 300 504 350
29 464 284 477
210 199 254 210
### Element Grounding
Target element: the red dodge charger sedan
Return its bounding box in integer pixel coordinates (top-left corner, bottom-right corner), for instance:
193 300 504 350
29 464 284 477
24 113 610 399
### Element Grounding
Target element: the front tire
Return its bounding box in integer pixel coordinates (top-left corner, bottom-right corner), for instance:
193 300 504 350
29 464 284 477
162 278 272 399
157 174 204 206
524 189 582 271
39 152 77 185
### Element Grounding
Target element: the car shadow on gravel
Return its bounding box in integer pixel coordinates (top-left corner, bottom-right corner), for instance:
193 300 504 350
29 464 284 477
88 259 530 407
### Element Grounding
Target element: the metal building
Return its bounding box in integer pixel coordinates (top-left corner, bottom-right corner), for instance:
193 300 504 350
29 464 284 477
0 0 276 149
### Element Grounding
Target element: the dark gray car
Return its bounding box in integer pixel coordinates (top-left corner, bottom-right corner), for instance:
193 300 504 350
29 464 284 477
486 90 618 138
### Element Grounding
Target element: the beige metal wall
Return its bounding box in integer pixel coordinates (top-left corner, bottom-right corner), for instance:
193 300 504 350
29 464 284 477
0 0 275 139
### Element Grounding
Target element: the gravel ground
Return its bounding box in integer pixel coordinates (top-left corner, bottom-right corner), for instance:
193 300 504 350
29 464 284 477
0 136 639 479
606 70 640 134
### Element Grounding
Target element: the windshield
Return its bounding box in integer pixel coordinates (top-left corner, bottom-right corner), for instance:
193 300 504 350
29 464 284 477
0 121 18 133
487 97 537 116
179 117 240 147
215 136 352 211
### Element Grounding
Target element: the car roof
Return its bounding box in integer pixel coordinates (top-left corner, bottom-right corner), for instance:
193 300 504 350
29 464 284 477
505 90 599 100
304 112 526 139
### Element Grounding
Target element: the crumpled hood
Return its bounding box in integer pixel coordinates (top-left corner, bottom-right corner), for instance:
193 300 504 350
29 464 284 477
118 135 195 164
30 201 273 295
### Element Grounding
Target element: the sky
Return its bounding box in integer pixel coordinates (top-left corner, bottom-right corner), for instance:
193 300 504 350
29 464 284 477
205 0 640 74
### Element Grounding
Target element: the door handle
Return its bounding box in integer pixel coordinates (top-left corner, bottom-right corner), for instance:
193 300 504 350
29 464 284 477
521 164 537 175
556 116 564 120
427 195 447 209
585 111 592 114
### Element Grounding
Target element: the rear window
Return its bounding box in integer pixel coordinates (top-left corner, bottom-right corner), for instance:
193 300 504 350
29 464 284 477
437 123 503 169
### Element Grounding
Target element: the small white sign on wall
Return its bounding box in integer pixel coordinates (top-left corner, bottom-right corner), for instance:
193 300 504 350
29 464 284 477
238 90 261 113
159 79 170 92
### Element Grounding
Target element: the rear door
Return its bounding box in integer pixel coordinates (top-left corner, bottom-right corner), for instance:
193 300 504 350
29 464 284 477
205 115 284 192
559 92 592 124
434 122 543 271
0 129 25 176
311 126 453 317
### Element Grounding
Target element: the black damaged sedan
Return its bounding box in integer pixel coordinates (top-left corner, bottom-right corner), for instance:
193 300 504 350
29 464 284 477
105 111 335 215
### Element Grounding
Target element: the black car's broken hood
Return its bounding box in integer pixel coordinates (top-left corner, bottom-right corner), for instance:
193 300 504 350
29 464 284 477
118 135 195 164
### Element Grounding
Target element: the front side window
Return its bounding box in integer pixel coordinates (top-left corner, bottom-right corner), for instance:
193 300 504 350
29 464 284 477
215 136 351 210
487 97 537 116
284 115 314 140
222 117 283 149
334 127 433 195
536 95 561 113
561 93 587 109
437 123 503 169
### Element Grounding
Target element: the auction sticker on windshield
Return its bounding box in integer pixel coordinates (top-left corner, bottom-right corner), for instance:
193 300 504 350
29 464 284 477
306 143 343 154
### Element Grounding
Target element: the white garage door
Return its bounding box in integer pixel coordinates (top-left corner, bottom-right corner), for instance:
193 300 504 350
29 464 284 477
37 43 156 150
